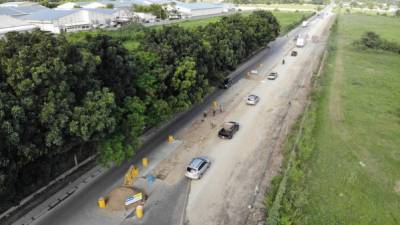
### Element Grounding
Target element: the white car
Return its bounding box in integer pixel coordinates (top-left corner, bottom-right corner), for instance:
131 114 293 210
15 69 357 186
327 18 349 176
250 70 258 75
246 95 260 105
185 157 211 179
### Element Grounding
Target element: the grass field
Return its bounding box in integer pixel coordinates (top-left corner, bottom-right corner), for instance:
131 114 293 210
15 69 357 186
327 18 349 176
175 11 313 30
239 3 319 11
272 14 400 225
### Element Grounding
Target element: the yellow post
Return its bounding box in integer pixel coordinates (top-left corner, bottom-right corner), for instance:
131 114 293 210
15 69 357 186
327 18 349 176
168 135 174 143
142 157 148 167
98 197 106 208
136 205 144 219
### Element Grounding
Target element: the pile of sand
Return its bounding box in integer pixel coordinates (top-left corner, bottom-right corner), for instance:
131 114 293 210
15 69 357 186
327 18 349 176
105 186 146 212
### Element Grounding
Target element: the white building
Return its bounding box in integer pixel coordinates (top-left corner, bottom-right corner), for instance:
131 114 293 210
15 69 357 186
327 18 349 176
172 2 225 17
0 15 36 36
133 12 156 23
20 9 116 33
0 5 48 18
0 1 39 7
57 0 154 10
56 2 108 10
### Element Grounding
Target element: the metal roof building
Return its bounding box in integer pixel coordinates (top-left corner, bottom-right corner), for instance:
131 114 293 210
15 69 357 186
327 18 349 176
0 15 36 36
172 2 226 17
0 1 39 7
0 5 48 17
20 8 117 33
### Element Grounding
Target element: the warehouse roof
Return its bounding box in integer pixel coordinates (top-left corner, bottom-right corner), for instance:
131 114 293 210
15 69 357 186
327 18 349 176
0 1 39 7
20 9 76 21
84 8 116 14
0 5 48 16
174 2 223 10
0 15 32 28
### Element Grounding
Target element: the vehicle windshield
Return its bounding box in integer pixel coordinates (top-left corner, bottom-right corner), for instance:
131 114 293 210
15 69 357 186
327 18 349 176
187 167 196 173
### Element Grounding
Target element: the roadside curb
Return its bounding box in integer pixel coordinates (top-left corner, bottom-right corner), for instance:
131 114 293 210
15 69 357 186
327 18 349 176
178 179 191 225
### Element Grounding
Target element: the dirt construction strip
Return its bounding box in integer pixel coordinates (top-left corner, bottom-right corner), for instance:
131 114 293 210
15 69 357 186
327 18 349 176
146 8 336 225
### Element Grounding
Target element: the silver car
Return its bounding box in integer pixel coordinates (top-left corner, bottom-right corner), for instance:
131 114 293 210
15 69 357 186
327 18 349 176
185 157 211 179
246 95 260 105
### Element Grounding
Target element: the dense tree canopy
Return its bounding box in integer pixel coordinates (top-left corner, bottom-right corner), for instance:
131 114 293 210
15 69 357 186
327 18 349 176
0 11 280 209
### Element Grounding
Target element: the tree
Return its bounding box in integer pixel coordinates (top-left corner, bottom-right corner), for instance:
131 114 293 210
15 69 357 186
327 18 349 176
133 4 167 19
69 88 117 141
84 35 136 103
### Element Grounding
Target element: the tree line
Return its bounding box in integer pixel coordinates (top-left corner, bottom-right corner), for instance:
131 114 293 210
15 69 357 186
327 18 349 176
0 11 279 210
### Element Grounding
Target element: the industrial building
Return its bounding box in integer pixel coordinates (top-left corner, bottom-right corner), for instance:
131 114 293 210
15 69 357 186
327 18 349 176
0 15 36 36
20 8 117 33
171 2 230 17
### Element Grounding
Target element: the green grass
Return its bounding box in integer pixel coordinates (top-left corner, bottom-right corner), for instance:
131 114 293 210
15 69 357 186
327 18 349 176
239 3 319 11
275 14 400 225
171 11 312 30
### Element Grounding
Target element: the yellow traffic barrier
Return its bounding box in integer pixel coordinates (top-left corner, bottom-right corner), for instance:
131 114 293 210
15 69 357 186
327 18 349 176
142 157 148 167
168 135 174 143
98 197 106 208
136 205 144 219
124 165 136 186
133 166 139 177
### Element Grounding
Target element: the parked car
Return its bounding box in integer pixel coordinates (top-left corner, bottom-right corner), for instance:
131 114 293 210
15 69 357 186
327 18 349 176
246 95 260 105
218 121 240 139
185 157 211 179
291 50 298 56
250 70 258 75
219 77 232 89
267 72 278 80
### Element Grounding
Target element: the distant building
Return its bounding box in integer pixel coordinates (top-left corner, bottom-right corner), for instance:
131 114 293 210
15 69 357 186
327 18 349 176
172 2 225 17
0 15 36 36
20 8 117 33
0 1 39 7
0 5 48 17
56 0 156 10
133 12 156 23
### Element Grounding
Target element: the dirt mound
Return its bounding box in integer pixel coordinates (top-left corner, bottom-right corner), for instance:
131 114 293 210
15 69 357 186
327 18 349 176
395 181 400 193
105 186 145 212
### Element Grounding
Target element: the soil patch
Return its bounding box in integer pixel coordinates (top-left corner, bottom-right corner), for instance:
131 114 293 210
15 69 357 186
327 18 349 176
105 186 146 212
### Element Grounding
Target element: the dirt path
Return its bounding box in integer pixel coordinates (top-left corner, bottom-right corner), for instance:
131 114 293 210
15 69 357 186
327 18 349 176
149 9 336 225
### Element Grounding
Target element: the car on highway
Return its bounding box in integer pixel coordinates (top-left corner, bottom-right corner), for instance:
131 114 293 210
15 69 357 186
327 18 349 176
218 121 240 139
291 51 298 56
246 95 260 105
267 72 278 80
185 157 211 179
219 77 232 89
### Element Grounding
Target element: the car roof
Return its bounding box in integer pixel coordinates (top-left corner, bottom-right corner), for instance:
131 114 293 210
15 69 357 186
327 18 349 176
188 157 207 169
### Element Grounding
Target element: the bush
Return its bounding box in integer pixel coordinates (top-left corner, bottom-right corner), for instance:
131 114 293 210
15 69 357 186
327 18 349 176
354 31 400 53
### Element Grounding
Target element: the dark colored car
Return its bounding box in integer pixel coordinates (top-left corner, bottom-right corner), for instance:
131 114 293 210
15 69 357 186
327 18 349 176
218 121 240 139
219 78 232 89
291 51 298 56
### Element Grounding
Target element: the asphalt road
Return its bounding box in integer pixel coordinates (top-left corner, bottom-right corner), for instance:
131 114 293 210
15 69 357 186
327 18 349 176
16 11 323 225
